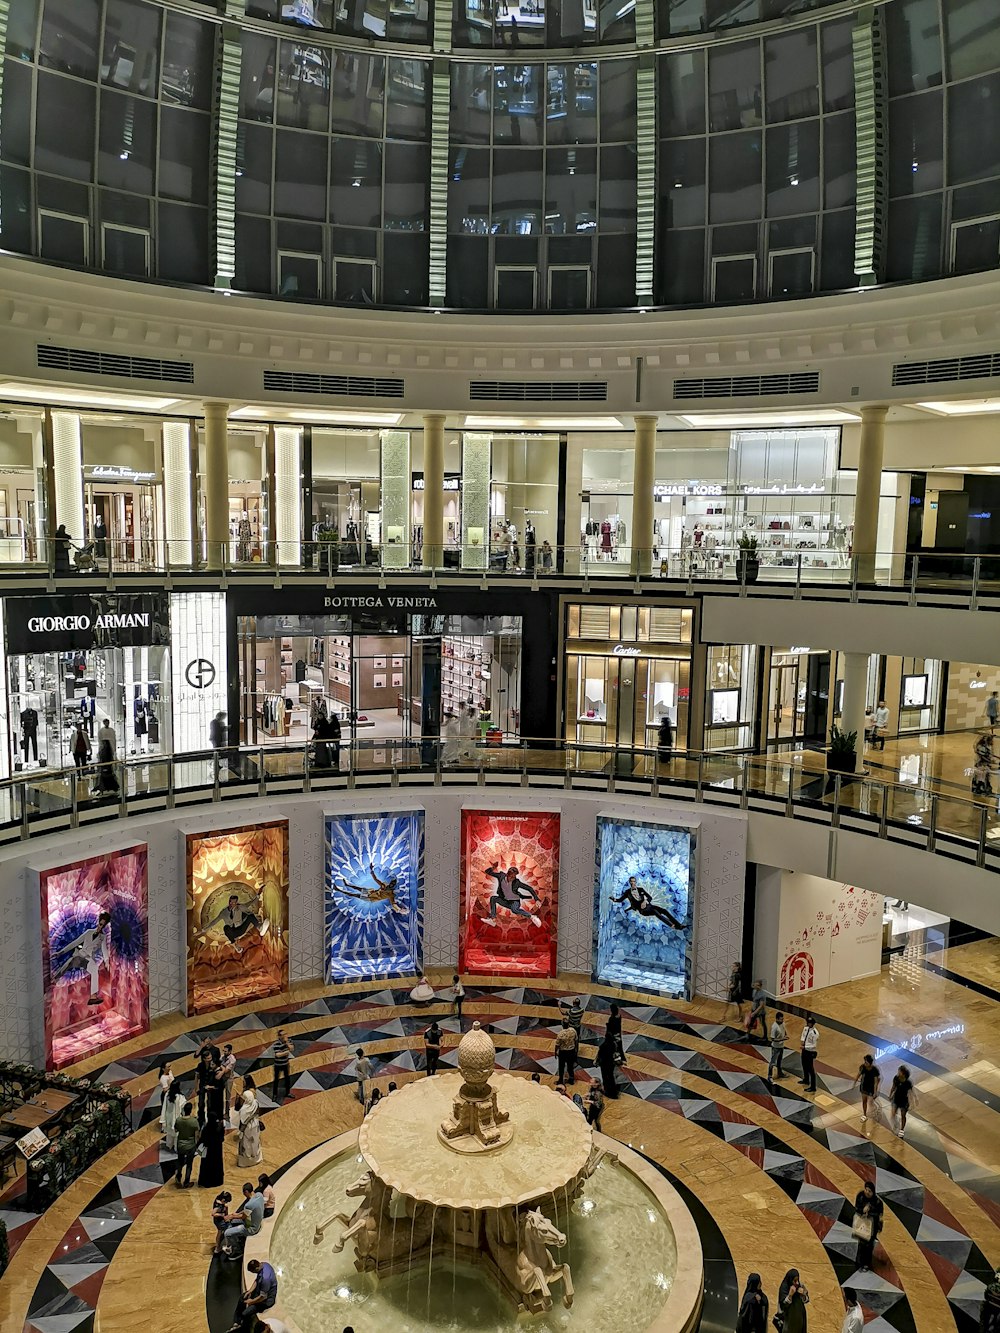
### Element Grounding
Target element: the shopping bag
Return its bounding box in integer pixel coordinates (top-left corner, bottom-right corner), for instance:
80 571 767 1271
851 1212 874 1241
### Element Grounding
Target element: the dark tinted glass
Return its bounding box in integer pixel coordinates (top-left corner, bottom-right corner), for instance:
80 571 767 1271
886 193 942 280
331 53 385 136
34 72 96 180
546 64 597 146
158 108 210 204
709 131 762 223
545 146 597 234
157 201 210 283
39 0 100 80
660 139 706 228
241 34 277 122
236 123 273 214
885 0 943 96
764 29 818 123
387 60 430 141
276 42 332 131
1 60 33 166
494 66 544 147
274 129 329 220
102 0 160 97
98 90 156 196
708 41 761 134
7 0 40 61
765 121 820 217
383 141 429 229
329 137 381 226
451 64 492 144
659 50 705 137
162 13 215 110
948 75 1000 186
888 91 943 196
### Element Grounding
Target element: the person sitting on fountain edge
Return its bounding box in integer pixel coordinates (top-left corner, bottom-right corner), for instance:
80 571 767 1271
228 1257 277 1333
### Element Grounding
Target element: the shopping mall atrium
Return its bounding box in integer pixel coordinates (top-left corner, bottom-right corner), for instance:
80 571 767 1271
2 1 1000 1331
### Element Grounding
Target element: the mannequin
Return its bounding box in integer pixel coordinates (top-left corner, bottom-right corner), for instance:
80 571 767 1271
507 521 520 571
237 512 253 562
524 522 536 574
20 701 39 764
93 513 108 560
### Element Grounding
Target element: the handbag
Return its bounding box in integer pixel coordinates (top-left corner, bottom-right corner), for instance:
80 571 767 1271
772 1315 784 1332
195 1143 207 1158
851 1211 874 1241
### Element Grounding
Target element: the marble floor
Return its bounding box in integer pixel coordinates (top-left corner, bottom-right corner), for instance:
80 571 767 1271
2 952 999 1333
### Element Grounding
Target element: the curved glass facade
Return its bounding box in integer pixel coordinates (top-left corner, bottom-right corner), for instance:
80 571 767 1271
0 0 998 311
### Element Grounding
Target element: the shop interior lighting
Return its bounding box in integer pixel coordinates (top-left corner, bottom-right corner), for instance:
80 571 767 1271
0 383 182 412
915 400 1000 416
463 415 624 430
677 409 860 428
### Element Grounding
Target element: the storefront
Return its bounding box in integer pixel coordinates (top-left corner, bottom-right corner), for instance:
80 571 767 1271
0 406 47 565
704 643 759 751
3 593 171 775
230 585 558 751
79 416 166 569
562 600 694 750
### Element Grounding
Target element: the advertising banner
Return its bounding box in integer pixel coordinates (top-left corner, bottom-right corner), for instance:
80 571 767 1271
594 816 696 997
39 845 149 1069
186 821 289 1014
459 808 559 977
325 811 424 981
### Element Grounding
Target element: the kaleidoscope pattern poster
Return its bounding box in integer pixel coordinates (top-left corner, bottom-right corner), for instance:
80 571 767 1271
459 808 559 977
594 816 696 997
186 821 289 1015
325 811 424 981
40 845 149 1070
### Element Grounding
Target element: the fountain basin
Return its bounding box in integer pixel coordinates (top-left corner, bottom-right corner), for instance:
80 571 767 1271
249 1124 704 1333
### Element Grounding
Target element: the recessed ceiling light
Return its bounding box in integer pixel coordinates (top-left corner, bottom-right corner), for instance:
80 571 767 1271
229 406 403 426
678 410 859 427
463 415 624 430
915 400 1000 416
0 383 182 412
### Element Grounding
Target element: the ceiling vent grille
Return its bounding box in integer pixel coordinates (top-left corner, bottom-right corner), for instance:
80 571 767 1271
263 370 404 398
892 352 1000 387
673 371 820 400
469 380 608 402
37 345 195 383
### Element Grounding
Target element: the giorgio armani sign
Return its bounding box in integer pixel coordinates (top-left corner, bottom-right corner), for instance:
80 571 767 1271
5 593 169 655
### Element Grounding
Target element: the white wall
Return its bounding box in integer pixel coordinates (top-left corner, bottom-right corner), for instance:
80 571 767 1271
754 867 883 997
0 787 747 1065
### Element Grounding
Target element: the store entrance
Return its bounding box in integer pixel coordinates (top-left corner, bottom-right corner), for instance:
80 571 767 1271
768 650 831 747
86 483 159 568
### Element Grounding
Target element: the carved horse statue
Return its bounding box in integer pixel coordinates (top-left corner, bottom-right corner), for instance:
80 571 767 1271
312 1170 376 1255
515 1208 574 1311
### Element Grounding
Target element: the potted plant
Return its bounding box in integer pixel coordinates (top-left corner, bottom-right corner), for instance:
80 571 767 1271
827 724 858 774
736 532 760 584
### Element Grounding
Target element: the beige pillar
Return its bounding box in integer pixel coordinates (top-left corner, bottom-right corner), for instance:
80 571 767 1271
631 414 657 576
853 405 888 582
839 651 868 774
204 401 230 570
422 412 445 570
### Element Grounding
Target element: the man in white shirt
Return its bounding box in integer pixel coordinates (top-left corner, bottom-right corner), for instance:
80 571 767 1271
872 700 890 750
97 717 117 758
841 1287 863 1333
799 1014 819 1093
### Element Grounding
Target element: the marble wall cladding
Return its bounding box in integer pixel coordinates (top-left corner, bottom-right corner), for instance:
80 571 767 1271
0 790 748 1059
380 429 411 569
461 432 491 571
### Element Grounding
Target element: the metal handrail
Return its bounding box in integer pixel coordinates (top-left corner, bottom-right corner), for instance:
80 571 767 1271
2 738 997 872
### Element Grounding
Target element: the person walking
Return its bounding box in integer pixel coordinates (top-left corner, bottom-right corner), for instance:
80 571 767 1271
746 981 768 1039
987 691 999 734
163 1082 185 1152
605 1001 623 1054
218 1043 237 1118
198 1111 226 1188
271 1030 292 1102
872 699 890 750
72 721 91 772
889 1064 915 1138
852 1180 884 1271
450 974 465 1026
726 962 745 1021
736 1272 769 1333
555 1019 578 1085
354 1048 373 1103
777 1270 809 1333
53 523 73 575
799 1015 819 1093
597 1030 623 1099
767 1011 787 1082
853 1053 882 1123
585 1083 604 1130
841 1288 863 1333
235 1076 263 1168
657 714 674 764
158 1061 174 1133
173 1101 200 1187
424 1021 443 1076
196 1047 219 1124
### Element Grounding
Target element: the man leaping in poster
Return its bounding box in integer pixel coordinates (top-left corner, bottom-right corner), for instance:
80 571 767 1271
612 876 683 930
198 890 268 953
483 862 543 928
337 861 408 915
52 910 112 1006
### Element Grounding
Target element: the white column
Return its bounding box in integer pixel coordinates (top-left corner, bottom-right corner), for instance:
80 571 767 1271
840 651 868 774
274 426 303 567
51 410 85 545
422 412 445 571
162 420 193 568
631 414 656 576
204 401 230 570
854 404 887 582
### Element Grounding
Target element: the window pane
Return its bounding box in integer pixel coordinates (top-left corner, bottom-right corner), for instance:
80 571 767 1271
7 0 39 61
39 0 100 80
660 138 706 227
545 145 597 234
34 72 95 181
1 60 33 166
388 0 430 44
765 120 819 217
823 111 856 210
600 60 637 142
102 0 160 97
888 91 943 196
383 232 428 305
40 211 88 264
546 63 597 145
97 90 156 197
599 144 636 232
708 40 762 133
235 214 272 293
448 146 490 234
657 227 704 304
329 137 381 226
953 218 1000 274
103 224 149 277
162 13 215 109
764 30 818 122
274 129 329 219
713 255 755 302
331 53 385 136
885 0 943 95
241 34 277 122
387 59 430 140
550 266 590 310
451 64 492 144
821 18 854 113
158 108 210 204
944 0 1000 83
236 123 273 214
819 207 855 290
491 147 543 234
659 0 706 38
447 235 488 306
886 193 942 281
276 42 331 131
659 50 705 137
709 130 762 223
157 201 209 283
384 141 429 229
494 65 544 146
948 75 1000 186
770 249 813 297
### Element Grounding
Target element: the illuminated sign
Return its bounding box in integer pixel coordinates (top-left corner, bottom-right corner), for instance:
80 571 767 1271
85 464 156 483
612 644 641 657
653 483 724 497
